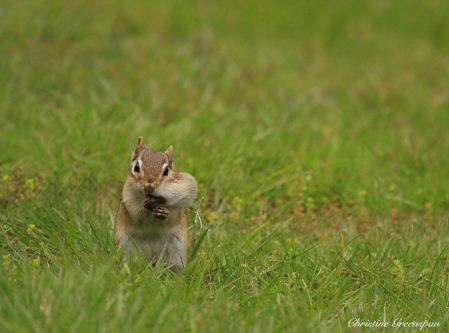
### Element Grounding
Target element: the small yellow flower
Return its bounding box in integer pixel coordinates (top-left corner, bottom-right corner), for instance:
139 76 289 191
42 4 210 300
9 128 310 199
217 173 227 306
3 255 12 268
33 258 40 269
27 224 36 235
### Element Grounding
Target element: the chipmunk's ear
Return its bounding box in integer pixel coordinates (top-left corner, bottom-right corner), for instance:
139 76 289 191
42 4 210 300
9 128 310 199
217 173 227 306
132 136 147 162
165 145 174 169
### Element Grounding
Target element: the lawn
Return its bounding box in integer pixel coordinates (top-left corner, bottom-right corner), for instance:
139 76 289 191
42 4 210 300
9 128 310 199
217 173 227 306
1 0 449 331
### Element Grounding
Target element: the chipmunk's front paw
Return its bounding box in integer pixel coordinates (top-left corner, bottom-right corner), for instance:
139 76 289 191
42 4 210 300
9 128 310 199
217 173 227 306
153 206 170 220
143 197 157 210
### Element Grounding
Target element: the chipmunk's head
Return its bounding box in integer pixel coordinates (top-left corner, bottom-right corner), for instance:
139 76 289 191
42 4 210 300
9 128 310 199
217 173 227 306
127 137 174 199
124 136 197 208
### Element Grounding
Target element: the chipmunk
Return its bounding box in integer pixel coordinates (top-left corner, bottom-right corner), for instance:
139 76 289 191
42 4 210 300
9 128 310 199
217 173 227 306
114 137 197 272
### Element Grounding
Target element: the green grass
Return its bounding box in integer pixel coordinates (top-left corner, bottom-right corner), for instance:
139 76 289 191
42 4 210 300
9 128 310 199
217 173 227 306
1 0 449 331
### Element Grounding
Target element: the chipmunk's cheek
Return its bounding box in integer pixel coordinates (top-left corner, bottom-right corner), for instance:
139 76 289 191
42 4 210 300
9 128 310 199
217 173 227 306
134 182 146 195
155 187 175 205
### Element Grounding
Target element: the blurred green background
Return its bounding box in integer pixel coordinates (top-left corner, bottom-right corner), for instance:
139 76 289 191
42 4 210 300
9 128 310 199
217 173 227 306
1 0 449 331
1 0 448 220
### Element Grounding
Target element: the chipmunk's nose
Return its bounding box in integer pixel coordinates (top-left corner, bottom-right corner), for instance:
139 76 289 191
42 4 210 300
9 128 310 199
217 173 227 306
144 183 155 194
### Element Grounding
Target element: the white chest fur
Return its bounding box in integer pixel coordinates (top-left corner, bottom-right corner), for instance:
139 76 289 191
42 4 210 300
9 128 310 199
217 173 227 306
118 214 187 272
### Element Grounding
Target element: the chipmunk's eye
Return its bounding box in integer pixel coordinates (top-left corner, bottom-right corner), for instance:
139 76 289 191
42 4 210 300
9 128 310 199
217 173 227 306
134 162 140 173
163 166 169 177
